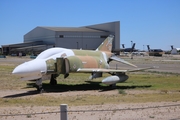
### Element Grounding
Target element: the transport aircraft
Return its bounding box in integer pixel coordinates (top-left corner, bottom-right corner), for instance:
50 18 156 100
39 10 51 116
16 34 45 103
12 35 153 92
147 45 164 56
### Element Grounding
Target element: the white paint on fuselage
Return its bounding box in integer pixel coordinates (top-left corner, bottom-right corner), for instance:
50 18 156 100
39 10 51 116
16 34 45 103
12 59 47 80
13 59 47 74
44 48 74 60
36 48 74 60
12 47 75 80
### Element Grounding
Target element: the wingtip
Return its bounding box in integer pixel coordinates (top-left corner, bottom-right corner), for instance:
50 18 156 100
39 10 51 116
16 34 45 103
151 66 159 69
129 64 137 68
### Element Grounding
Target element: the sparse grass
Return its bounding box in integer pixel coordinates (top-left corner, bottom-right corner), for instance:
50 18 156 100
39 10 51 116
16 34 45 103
0 91 180 107
126 73 180 91
0 59 180 107
26 114 32 118
118 89 127 95
149 116 155 119
0 64 29 90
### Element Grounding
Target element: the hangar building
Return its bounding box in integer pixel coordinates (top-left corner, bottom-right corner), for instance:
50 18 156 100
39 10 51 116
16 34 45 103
2 21 120 55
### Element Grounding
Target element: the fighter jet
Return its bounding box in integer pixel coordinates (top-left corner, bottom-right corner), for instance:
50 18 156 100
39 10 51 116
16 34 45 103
120 43 136 52
12 35 152 92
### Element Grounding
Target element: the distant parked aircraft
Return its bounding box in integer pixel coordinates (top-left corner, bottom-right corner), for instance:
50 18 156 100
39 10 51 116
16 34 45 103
120 43 137 52
147 45 164 56
170 45 178 55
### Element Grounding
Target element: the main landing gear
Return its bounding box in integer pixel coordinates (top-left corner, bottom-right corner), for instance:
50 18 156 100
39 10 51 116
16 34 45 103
50 74 57 85
110 84 116 88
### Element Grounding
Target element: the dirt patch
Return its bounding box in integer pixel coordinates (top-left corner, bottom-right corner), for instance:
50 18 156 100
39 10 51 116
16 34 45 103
0 90 180 119
0 101 180 120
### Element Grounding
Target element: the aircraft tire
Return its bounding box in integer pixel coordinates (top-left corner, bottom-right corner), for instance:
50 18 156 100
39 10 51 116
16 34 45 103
50 74 57 85
50 79 57 85
110 84 116 88
36 86 44 93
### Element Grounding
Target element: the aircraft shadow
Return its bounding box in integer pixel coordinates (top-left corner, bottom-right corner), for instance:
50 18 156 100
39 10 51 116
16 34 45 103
3 90 39 98
3 81 151 98
30 81 152 93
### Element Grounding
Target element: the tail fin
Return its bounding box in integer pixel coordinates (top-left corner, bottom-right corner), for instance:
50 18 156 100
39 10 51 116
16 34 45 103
147 45 150 52
96 35 114 52
171 45 173 50
131 43 136 51
122 44 125 48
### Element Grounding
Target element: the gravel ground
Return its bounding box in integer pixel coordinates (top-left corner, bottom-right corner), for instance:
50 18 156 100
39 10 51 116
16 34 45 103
0 90 180 120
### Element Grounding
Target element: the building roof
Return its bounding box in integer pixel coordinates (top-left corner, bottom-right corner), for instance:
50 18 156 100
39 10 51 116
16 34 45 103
11 45 54 51
39 26 105 32
2 41 44 47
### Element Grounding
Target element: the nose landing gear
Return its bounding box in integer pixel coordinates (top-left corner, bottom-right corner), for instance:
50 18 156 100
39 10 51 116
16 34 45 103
36 78 44 93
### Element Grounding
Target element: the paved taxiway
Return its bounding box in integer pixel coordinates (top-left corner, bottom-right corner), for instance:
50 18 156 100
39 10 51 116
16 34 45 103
110 55 180 74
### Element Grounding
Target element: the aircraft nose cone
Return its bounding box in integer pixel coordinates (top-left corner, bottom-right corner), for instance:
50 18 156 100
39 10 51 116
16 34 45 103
12 65 23 74
12 59 47 75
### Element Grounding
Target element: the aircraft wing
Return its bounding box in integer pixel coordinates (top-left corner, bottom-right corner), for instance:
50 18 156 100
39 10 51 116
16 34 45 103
110 56 137 67
77 67 154 73
77 68 127 73
127 67 155 72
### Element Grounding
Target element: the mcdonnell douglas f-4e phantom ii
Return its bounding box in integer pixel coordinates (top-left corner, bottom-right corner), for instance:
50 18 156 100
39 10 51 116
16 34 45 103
12 35 153 92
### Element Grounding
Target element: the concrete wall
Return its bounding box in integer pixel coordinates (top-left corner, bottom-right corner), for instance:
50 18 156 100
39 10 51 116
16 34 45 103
85 21 120 50
55 31 109 49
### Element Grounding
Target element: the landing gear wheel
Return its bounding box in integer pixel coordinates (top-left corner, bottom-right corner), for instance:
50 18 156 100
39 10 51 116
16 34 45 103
50 79 57 85
110 84 116 88
36 78 44 93
36 87 44 93
50 74 57 85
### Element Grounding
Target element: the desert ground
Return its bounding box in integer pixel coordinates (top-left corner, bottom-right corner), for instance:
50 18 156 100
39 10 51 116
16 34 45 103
0 54 180 120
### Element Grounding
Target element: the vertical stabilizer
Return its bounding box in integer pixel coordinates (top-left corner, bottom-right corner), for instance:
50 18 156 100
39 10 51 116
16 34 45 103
147 45 150 52
171 45 174 50
96 35 114 52
122 44 125 48
131 43 136 51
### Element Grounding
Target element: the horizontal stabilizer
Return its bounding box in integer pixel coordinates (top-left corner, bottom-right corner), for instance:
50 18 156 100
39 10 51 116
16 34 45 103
127 66 157 72
110 56 137 67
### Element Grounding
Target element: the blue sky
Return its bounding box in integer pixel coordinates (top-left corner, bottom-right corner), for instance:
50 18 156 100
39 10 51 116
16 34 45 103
0 0 180 50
